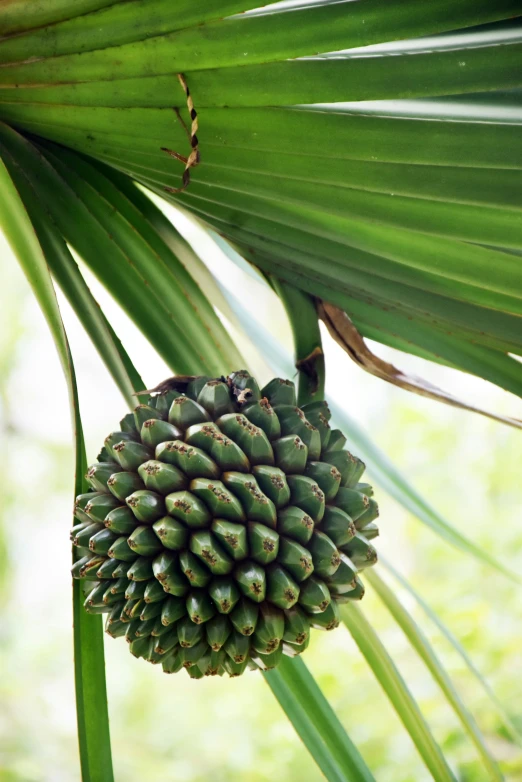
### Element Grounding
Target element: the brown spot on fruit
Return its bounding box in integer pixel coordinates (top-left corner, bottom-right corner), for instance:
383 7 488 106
174 499 191 513
224 534 238 549
311 485 324 501
259 398 273 413
201 549 217 566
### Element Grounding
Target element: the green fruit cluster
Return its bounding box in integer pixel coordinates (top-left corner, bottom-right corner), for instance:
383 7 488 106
71 371 379 678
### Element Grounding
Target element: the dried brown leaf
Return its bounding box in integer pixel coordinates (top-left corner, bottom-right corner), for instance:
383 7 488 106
318 301 522 430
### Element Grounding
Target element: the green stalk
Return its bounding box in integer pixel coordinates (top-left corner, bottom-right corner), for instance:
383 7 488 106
271 279 325 406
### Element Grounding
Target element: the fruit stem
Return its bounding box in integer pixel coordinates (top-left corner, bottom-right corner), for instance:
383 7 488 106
271 278 325 406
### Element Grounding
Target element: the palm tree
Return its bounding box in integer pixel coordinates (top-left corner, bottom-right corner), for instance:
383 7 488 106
0 1 521 779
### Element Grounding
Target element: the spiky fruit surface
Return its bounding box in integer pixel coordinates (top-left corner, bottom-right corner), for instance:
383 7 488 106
72 371 379 678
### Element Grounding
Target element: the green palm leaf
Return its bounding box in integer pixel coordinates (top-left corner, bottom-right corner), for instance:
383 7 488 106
381 557 522 748
1 0 521 398
0 156 114 782
342 603 456 782
267 658 375 782
366 569 503 780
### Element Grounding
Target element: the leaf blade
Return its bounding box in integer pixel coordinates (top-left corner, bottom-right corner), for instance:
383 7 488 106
0 151 114 782
380 557 522 748
1 0 520 83
266 658 376 782
342 603 456 782
3 39 520 108
366 569 504 781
